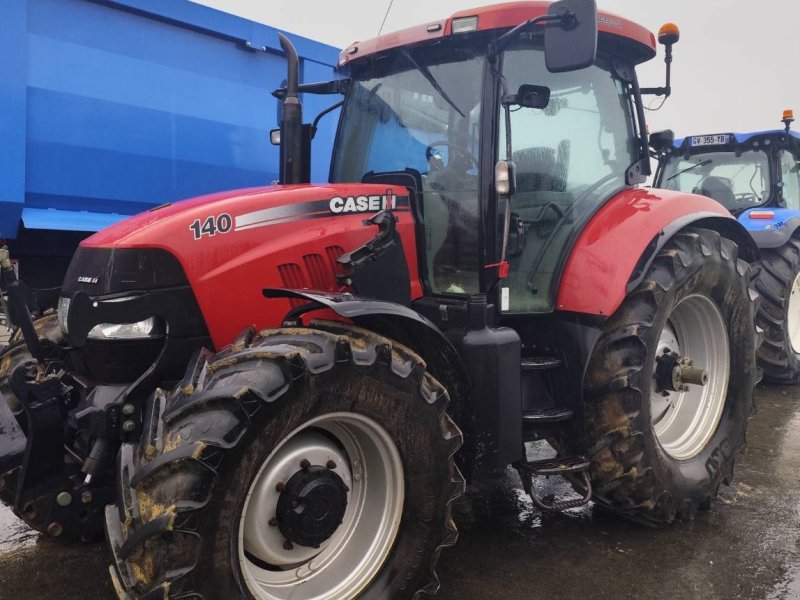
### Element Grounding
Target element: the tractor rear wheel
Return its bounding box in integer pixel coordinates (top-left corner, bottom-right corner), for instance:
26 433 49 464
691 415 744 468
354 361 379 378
753 239 800 384
106 324 463 600
582 228 758 524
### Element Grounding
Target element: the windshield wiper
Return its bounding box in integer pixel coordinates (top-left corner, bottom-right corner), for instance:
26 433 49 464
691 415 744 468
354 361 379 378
401 49 465 118
666 158 712 182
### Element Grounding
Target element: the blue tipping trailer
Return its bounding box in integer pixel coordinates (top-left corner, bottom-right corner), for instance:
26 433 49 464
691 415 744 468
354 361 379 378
0 0 339 286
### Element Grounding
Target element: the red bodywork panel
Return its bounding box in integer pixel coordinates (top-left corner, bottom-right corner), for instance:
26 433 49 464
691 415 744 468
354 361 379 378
82 184 421 349
342 1 656 67
556 188 731 317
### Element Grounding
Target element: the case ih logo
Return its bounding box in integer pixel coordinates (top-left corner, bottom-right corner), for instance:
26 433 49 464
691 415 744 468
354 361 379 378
78 276 99 284
329 193 397 214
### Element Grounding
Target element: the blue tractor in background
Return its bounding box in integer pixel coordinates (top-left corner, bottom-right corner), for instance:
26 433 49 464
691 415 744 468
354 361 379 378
653 111 800 383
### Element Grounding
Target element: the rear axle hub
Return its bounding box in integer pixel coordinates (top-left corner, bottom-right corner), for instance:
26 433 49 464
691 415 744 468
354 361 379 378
656 352 708 393
276 464 349 548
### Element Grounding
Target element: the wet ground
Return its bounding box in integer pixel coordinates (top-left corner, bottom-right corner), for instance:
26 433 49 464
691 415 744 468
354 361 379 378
0 383 798 599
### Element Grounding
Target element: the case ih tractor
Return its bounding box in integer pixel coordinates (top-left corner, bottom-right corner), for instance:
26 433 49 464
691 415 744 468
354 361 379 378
653 113 800 383
0 2 760 598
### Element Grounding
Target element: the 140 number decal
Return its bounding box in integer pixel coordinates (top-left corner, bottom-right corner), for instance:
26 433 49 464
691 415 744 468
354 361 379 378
189 213 232 240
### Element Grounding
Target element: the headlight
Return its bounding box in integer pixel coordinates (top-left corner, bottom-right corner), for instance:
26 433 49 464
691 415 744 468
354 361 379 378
59 294 161 340
57 296 71 335
88 317 161 340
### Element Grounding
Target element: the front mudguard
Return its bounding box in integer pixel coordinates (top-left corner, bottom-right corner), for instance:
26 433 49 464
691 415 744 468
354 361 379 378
263 289 489 475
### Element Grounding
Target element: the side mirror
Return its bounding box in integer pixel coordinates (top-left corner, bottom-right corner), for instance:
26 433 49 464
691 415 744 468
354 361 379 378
508 85 551 109
649 129 675 153
544 0 598 73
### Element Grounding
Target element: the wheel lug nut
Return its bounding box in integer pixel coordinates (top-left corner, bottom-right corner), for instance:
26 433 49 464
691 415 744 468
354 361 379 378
283 540 294 551
47 522 63 537
326 460 337 470
300 459 311 470
268 517 277 527
275 481 286 492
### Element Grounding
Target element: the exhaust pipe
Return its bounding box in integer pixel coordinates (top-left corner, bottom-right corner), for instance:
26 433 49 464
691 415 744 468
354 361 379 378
278 33 304 185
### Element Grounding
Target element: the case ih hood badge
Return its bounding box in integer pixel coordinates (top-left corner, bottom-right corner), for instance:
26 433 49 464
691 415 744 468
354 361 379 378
77 276 99 284
329 192 397 214
230 192 408 234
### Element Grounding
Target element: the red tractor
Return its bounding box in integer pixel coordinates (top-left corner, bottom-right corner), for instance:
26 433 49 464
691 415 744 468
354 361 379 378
0 2 760 598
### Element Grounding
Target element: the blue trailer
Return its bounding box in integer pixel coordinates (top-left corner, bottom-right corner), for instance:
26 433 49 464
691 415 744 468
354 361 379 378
653 113 800 383
0 0 339 287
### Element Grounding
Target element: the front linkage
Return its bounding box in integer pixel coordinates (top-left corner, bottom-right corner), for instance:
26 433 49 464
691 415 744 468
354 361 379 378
0 247 186 539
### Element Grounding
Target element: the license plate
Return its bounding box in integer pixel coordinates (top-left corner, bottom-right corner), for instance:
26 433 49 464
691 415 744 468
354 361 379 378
690 134 730 147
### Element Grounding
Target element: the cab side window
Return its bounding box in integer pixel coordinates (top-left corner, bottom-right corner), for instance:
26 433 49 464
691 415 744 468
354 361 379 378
780 150 800 209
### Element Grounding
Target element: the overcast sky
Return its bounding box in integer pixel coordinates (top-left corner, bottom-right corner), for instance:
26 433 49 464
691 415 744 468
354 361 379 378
193 0 799 136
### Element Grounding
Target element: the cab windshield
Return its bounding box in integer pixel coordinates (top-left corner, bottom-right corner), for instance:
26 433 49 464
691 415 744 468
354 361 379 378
331 41 486 294
660 149 770 211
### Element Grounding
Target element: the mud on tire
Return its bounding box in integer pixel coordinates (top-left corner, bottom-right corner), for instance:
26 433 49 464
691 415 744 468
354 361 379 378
754 238 800 384
106 323 464 600
582 228 759 524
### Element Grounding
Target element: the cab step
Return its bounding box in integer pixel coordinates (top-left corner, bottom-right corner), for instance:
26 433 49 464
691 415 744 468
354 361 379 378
522 407 574 424
521 456 590 475
515 455 592 512
521 356 562 371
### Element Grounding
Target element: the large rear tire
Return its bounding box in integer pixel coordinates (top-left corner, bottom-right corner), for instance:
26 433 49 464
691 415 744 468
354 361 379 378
106 323 464 599
754 239 800 384
582 228 758 524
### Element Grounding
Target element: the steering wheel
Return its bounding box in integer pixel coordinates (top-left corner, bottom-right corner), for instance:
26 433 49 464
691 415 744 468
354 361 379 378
425 141 479 170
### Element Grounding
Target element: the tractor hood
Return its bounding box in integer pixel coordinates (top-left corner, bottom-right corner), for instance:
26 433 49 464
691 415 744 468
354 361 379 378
83 183 409 249
72 183 421 347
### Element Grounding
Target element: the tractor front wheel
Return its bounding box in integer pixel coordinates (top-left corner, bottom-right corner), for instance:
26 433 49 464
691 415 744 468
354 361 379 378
106 324 464 599
583 228 758 524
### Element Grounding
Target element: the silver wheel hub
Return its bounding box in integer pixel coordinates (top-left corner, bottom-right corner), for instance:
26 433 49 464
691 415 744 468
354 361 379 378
651 294 730 460
239 412 404 600
788 272 800 354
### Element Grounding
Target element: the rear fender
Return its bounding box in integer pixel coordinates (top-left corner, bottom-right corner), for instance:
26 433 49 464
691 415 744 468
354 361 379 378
557 188 757 317
262 289 478 476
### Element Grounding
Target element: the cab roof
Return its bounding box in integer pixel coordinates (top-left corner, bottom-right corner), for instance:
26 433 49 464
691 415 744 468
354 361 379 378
339 1 657 67
673 129 800 151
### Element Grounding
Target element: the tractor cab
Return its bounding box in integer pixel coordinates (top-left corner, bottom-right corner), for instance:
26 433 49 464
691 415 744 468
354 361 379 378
653 113 800 219
282 1 678 313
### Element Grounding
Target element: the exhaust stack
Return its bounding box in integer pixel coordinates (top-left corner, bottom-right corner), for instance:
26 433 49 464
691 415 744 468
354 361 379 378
278 33 304 185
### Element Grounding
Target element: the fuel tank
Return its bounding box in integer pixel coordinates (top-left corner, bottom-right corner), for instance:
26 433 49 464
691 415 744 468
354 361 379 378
69 183 421 348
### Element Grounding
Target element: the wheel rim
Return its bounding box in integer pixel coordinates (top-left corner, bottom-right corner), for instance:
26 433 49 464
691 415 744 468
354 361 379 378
788 272 800 354
651 294 730 460
238 412 404 600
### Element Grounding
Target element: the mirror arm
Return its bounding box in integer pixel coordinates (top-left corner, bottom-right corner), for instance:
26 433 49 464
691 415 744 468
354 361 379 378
491 13 569 59
312 100 344 130
271 78 351 100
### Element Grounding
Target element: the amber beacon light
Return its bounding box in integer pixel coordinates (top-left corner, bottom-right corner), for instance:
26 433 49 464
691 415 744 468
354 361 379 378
658 22 680 46
783 109 795 133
